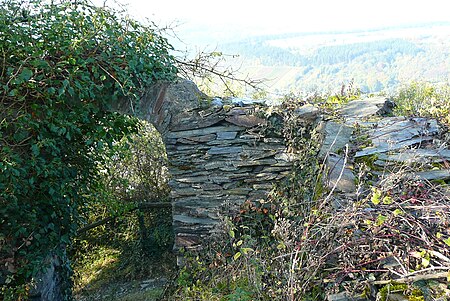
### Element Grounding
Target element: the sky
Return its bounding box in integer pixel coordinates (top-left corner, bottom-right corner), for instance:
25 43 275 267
113 0 450 46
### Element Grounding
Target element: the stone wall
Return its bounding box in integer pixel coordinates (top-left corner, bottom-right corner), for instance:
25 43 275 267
116 79 294 251
164 105 292 250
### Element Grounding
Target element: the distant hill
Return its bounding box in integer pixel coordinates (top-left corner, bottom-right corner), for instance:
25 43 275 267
217 23 450 94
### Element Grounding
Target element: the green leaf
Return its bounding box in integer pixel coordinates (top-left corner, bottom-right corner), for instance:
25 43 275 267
382 196 393 205
376 214 387 226
371 188 381 205
393 208 403 216
444 237 450 247
31 144 39 156
233 252 241 261
241 248 254 255
19 68 33 81
8 89 18 96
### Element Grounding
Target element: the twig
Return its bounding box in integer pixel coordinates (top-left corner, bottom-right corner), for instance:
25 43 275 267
77 201 171 234
371 271 449 285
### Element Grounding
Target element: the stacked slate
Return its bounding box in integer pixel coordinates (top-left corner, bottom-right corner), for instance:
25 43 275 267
164 103 292 251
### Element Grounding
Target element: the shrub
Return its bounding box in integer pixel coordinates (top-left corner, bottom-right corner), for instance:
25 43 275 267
0 0 176 298
393 81 450 124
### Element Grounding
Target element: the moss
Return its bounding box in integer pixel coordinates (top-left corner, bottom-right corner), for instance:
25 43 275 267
378 283 425 301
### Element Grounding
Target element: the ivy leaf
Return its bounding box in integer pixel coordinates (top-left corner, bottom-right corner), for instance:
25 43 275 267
31 144 40 156
19 68 33 81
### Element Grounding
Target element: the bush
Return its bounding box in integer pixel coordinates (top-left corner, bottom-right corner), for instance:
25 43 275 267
393 81 450 124
0 0 176 298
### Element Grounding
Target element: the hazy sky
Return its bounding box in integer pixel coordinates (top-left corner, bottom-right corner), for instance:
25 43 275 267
107 0 450 45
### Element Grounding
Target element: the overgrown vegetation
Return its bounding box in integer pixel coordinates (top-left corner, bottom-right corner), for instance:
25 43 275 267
169 100 325 300
393 81 450 125
169 81 450 300
1 0 449 299
71 121 175 299
0 0 177 299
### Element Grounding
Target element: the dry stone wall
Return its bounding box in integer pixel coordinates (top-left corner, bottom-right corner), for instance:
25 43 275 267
116 79 296 251
163 102 292 251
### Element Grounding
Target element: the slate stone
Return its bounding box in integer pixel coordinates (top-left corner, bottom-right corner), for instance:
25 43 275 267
177 134 217 144
204 161 232 170
225 115 267 128
376 149 450 164
295 104 320 121
217 131 238 140
211 97 223 107
234 159 278 167
262 166 291 173
197 183 223 191
355 117 439 157
253 183 273 189
325 153 356 193
226 188 252 195
319 121 353 157
416 170 450 181
339 96 390 118
207 146 243 155
210 176 232 184
176 176 210 183
239 134 261 140
226 107 250 116
166 125 244 139
240 150 278 161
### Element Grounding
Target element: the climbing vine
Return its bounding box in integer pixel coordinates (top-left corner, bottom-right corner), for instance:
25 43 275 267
0 0 177 298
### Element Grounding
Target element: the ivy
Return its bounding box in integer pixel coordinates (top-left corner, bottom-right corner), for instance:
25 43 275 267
0 0 177 298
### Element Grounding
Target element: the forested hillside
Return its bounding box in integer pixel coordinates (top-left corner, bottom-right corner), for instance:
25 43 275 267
218 23 450 94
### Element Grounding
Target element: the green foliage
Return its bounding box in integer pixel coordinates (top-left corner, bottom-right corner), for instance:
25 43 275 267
393 81 450 124
307 80 361 111
0 0 176 298
171 104 325 300
71 122 174 299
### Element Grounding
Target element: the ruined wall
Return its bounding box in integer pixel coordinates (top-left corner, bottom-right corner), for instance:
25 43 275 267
116 79 295 251
164 104 292 250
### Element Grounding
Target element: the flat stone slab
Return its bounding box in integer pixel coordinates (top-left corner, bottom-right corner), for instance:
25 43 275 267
217 131 238 140
319 121 353 157
207 146 243 155
416 170 450 181
225 115 267 128
325 153 356 193
355 117 439 157
166 125 244 139
295 104 320 121
339 96 391 118
376 148 450 164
